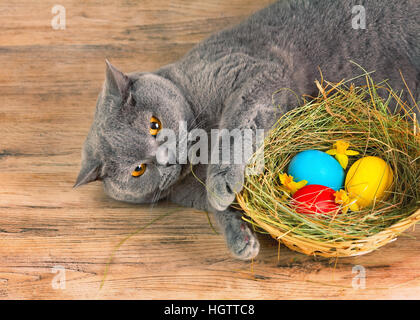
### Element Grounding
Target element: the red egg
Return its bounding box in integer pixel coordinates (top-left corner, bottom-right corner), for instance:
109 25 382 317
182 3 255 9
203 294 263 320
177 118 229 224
292 184 339 215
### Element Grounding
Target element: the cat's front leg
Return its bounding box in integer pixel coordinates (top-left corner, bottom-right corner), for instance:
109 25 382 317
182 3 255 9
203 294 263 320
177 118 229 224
206 101 279 211
206 69 295 211
206 159 260 260
168 165 259 260
212 208 260 260
207 162 245 211
206 124 261 211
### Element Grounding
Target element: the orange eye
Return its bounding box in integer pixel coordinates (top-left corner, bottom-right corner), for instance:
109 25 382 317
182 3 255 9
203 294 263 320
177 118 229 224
131 164 146 177
150 116 162 137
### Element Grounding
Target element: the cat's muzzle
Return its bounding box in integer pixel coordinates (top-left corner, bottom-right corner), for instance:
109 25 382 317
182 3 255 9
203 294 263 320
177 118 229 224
157 164 181 190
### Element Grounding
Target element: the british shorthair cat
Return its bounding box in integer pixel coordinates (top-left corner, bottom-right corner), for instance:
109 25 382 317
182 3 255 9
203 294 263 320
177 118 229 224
75 0 419 260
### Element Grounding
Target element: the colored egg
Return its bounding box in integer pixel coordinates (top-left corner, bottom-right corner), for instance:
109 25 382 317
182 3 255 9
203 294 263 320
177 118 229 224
288 150 345 191
292 184 339 215
345 156 393 208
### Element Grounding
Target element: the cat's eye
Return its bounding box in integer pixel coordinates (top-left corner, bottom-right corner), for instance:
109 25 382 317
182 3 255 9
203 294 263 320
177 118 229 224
131 164 146 177
150 116 162 137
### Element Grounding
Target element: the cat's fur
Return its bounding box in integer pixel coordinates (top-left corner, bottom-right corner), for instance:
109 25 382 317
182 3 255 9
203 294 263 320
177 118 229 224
75 0 420 260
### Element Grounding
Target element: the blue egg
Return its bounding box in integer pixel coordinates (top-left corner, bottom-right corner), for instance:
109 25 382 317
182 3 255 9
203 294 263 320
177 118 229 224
288 150 344 191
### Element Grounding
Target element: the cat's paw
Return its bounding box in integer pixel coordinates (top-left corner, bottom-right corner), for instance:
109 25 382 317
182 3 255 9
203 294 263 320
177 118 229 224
207 165 244 211
224 215 260 260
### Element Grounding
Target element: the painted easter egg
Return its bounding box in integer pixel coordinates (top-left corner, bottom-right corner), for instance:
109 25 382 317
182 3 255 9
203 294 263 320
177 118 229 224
292 184 339 215
288 150 345 191
345 156 393 208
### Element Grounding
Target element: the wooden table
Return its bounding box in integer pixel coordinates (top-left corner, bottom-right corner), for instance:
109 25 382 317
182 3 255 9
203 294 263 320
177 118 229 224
0 0 419 299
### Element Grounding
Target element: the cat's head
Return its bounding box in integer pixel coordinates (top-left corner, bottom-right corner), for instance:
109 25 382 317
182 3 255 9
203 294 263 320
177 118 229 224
74 61 192 203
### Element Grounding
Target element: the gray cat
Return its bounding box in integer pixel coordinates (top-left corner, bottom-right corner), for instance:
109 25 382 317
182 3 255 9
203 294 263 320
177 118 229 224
75 0 419 260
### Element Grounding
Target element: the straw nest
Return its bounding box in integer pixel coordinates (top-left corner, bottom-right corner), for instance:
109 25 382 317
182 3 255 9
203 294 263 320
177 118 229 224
237 73 420 258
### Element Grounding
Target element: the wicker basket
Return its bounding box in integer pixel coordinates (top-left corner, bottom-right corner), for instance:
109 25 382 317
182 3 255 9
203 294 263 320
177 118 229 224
236 78 420 258
238 193 420 257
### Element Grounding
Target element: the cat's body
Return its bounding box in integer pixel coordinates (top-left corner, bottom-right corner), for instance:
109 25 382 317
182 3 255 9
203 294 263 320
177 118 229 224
76 0 420 260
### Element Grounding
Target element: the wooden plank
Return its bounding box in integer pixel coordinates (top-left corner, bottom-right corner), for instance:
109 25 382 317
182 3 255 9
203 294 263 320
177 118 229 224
1 203 419 299
0 0 419 299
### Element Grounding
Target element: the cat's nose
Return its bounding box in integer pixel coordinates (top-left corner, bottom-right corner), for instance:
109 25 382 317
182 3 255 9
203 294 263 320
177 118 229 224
155 145 177 166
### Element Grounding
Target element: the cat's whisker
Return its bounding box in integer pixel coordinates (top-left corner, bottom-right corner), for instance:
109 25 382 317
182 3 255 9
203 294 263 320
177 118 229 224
153 189 162 203
188 108 206 129
187 106 214 131
149 189 162 210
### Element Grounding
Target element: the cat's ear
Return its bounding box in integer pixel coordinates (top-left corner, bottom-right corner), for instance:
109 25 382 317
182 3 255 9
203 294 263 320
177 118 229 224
73 160 101 188
105 59 130 98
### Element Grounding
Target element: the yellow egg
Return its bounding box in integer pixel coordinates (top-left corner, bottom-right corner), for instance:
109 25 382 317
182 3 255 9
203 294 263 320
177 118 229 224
345 156 393 208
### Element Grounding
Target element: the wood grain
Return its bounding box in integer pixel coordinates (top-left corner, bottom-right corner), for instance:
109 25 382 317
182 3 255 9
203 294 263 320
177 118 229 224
0 0 419 299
